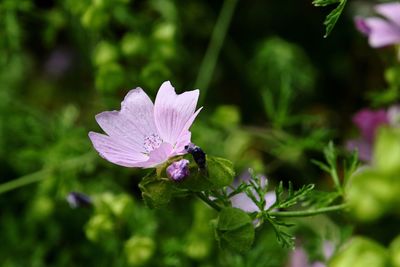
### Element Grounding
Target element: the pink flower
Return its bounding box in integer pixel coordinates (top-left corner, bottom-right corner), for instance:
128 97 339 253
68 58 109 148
352 108 388 143
346 108 388 162
89 81 202 168
230 170 276 213
287 242 334 267
355 3 400 47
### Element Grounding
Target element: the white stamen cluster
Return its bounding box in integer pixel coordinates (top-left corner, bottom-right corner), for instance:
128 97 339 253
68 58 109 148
143 133 163 153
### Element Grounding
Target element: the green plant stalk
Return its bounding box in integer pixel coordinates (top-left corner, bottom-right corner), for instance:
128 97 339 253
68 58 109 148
196 192 222 211
330 167 344 195
267 203 348 218
194 0 238 102
0 169 52 195
0 152 95 195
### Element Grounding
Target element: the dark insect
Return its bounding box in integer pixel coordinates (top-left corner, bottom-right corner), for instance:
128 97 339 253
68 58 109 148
185 143 207 169
66 192 92 208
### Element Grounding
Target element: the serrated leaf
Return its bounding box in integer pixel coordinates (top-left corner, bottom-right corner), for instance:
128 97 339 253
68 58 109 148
312 0 339 6
312 0 347 37
270 182 314 210
311 159 330 173
266 216 295 248
323 0 347 37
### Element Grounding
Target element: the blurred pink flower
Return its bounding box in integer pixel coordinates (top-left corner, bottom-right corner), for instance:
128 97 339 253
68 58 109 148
355 3 400 47
346 108 389 162
89 81 202 168
230 170 276 213
352 109 388 143
287 241 334 267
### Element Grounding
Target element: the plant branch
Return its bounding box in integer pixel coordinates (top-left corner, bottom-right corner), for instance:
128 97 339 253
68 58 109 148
194 0 238 102
196 192 222 211
0 152 95 195
267 203 348 218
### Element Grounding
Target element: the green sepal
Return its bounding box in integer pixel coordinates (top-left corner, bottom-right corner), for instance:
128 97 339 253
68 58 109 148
215 207 255 253
177 156 235 192
139 173 174 209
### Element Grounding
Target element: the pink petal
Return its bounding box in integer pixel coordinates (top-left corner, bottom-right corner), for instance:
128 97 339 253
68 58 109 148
172 107 203 155
346 139 372 162
140 142 174 168
364 17 400 47
231 191 276 213
154 81 201 145
375 3 400 27
352 108 388 142
172 131 191 156
354 17 371 35
89 132 148 167
95 88 158 154
288 247 309 267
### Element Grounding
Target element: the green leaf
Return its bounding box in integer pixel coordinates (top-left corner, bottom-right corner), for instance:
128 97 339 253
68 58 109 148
216 208 255 253
312 0 339 6
270 182 315 210
264 215 295 248
139 174 174 209
217 207 253 231
177 156 235 192
312 0 347 37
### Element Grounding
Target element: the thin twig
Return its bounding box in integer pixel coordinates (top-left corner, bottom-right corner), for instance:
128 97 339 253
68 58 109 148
194 0 238 102
267 203 348 218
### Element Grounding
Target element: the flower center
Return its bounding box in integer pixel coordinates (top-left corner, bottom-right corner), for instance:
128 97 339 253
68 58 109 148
143 133 163 153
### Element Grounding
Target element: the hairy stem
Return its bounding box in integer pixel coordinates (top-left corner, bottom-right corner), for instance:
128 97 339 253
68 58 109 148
267 203 348 218
330 167 344 195
195 0 238 102
196 192 222 211
0 152 95 195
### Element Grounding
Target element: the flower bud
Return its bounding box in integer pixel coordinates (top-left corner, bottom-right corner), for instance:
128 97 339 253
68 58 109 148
166 159 190 181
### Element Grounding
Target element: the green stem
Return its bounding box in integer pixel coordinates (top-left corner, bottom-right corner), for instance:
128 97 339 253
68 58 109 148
331 168 344 195
196 192 221 211
0 169 52 195
0 152 95 195
267 203 348 218
194 0 238 102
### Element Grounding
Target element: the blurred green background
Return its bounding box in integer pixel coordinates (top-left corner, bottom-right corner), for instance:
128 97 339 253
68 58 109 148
1 0 400 266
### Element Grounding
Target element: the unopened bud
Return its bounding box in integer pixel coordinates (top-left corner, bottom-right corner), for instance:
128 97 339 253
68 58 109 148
166 159 190 181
